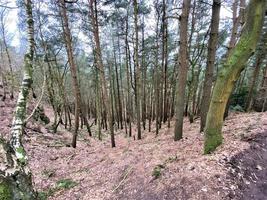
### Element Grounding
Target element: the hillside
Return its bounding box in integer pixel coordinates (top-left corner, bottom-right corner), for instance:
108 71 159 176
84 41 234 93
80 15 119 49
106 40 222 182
1 97 266 200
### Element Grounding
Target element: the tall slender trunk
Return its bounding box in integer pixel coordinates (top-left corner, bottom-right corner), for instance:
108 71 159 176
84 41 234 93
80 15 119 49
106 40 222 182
134 0 141 140
245 56 263 111
0 11 14 99
154 2 160 135
162 0 168 123
113 36 123 129
141 14 147 130
1 33 14 99
59 0 82 148
89 0 115 147
0 45 7 101
224 0 246 118
95 65 102 140
174 0 191 141
200 0 221 132
125 12 132 137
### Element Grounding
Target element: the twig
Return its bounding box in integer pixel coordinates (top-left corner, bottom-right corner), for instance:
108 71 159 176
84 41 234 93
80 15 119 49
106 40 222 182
66 153 76 163
24 126 43 134
112 166 133 193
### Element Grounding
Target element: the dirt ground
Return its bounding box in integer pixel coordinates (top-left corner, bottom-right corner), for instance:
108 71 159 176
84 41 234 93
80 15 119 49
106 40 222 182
228 130 267 200
1 97 267 200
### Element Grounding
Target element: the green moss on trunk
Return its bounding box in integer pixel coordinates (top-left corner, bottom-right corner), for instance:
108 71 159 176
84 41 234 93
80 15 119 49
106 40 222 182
0 181 12 200
204 0 265 154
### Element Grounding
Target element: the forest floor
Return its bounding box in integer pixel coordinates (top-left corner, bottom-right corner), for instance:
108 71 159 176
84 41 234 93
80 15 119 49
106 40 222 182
1 96 267 200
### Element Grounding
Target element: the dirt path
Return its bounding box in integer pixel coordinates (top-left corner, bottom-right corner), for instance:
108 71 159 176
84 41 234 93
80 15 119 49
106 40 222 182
228 129 267 200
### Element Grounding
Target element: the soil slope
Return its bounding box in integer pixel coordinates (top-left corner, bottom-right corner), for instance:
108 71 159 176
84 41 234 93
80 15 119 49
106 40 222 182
0 97 266 200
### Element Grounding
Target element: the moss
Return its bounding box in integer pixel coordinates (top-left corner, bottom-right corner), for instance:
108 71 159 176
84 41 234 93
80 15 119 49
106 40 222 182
37 188 55 200
204 0 265 154
37 191 48 200
204 128 223 154
0 181 12 200
56 179 77 190
16 147 27 165
152 164 165 179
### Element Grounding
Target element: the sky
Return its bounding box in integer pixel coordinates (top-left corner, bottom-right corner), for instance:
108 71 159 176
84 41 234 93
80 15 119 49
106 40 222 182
3 0 232 48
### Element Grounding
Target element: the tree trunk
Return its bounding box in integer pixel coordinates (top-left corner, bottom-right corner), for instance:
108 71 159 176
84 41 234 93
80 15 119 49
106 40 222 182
245 56 263 111
141 15 147 130
224 0 246 118
204 0 265 154
59 0 82 148
125 12 132 137
161 0 168 124
89 0 115 147
134 0 142 140
1 1 36 199
200 0 221 132
0 17 14 99
174 0 191 141
0 46 7 101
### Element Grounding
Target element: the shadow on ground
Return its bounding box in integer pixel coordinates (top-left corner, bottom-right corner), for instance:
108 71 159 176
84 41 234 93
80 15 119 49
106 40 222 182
227 130 267 200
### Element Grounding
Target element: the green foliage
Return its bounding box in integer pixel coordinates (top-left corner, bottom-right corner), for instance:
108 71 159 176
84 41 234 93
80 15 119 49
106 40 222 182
229 87 249 109
0 181 12 200
37 178 77 200
37 188 55 200
231 105 245 112
152 164 165 179
56 179 77 190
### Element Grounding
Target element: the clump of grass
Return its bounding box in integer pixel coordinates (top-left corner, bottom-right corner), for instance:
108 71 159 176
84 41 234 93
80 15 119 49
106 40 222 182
37 188 55 200
56 179 77 189
152 164 165 179
37 178 78 200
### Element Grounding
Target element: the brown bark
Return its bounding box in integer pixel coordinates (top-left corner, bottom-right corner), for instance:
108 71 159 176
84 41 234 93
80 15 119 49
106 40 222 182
134 0 142 140
0 9 14 99
245 56 263 111
89 0 115 147
174 0 191 141
161 0 168 123
125 11 132 137
224 0 246 118
200 0 221 132
59 0 82 148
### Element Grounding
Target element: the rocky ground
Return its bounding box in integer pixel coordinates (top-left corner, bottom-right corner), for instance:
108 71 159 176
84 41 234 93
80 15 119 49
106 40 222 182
0 96 267 200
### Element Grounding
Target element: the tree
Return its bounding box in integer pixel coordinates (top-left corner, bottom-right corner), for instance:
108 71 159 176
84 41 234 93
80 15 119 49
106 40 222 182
0 0 36 199
134 0 142 140
89 0 115 147
245 25 267 111
224 0 245 119
200 0 221 132
0 7 14 99
204 0 265 154
174 0 191 141
59 0 82 148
